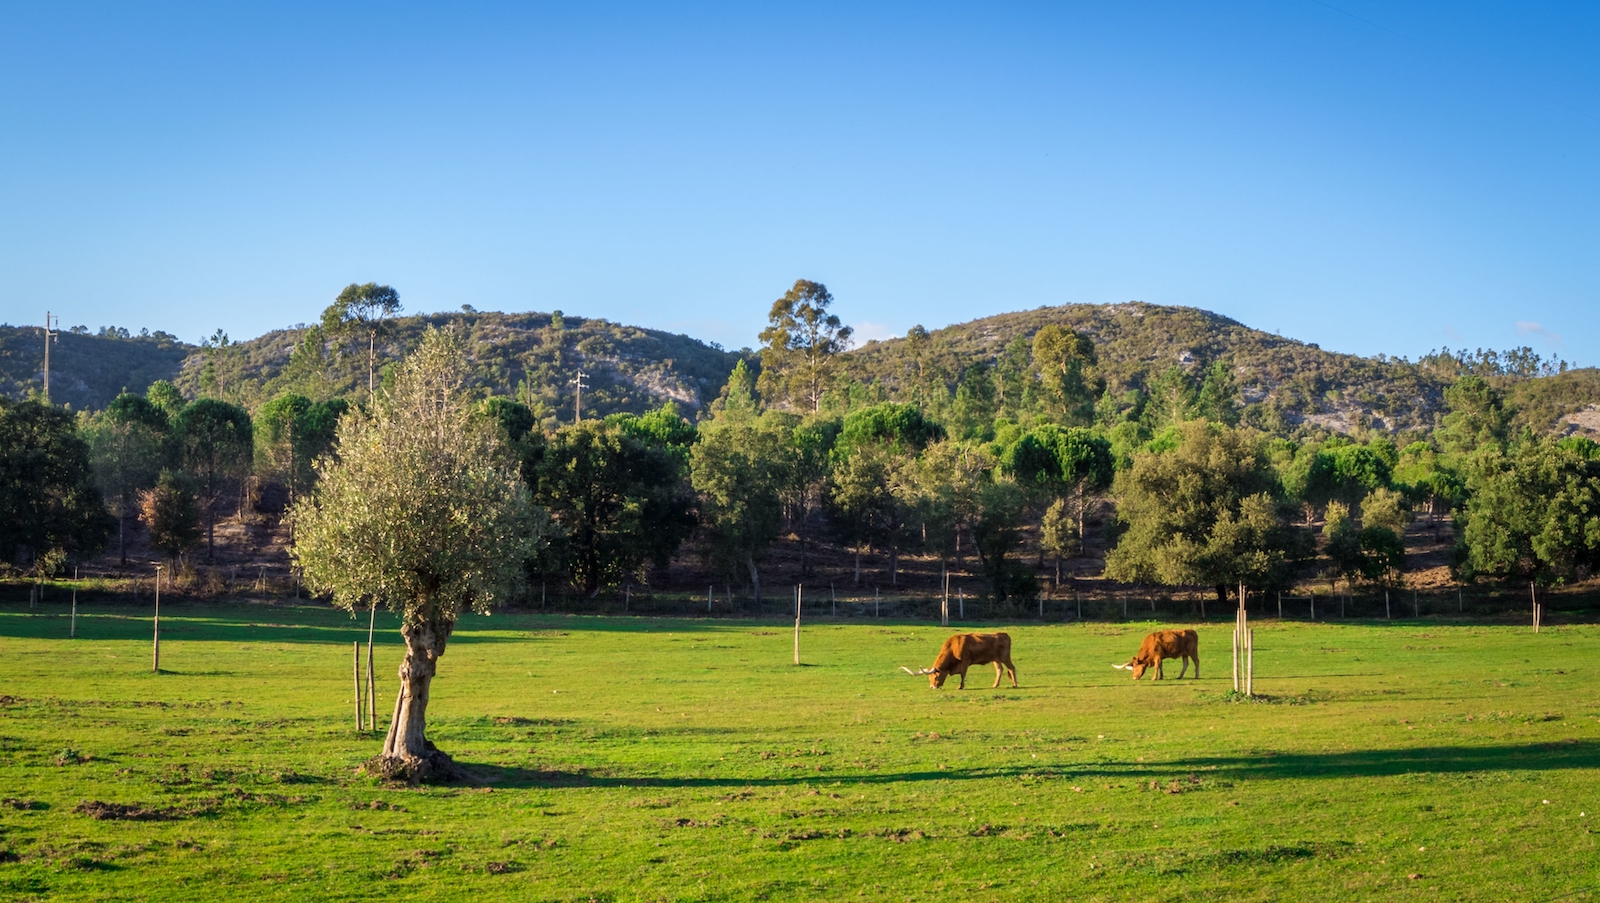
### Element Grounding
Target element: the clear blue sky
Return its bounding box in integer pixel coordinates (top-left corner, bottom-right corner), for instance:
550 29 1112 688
2 2 1595 365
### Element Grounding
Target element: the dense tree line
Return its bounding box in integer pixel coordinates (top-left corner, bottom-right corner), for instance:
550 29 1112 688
4 281 1598 608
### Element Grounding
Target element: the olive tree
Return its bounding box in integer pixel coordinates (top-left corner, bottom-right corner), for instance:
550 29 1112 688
290 328 544 782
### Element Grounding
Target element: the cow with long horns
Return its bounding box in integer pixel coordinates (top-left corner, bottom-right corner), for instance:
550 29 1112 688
1115 629 1199 680
902 632 1018 689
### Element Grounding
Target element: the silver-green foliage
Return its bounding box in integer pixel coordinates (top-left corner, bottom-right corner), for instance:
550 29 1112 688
290 328 542 624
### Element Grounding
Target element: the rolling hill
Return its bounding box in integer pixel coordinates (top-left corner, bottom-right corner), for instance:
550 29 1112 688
845 301 1595 435
3 303 1595 438
0 325 189 411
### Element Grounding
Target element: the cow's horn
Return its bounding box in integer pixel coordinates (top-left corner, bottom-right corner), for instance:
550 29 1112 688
1112 663 1129 670
900 667 917 676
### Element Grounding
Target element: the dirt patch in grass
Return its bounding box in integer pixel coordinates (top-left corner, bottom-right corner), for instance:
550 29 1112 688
73 800 213 821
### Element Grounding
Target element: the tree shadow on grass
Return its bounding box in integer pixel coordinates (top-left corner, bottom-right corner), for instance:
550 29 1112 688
1161 739 1600 781
454 739 1600 790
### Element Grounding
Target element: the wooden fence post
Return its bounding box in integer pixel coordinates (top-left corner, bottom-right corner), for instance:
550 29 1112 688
354 641 363 730
71 585 78 638
793 584 801 665
941 568 949 627
152 567 162 674
1246 627 1254 697
366 604 377 730
1232 619 1239 692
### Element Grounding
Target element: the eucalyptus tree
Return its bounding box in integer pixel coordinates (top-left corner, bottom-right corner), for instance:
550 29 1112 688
291 328 543 782
756 279 853 413
321 282 403 400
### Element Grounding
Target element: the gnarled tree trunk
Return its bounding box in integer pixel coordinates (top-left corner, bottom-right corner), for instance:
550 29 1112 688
372 615 457 783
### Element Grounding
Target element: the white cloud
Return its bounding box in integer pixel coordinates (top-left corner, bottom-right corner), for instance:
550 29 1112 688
1516 321 1565 347
852 321 899 345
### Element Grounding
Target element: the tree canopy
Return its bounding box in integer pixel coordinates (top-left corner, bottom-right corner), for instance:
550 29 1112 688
290 327 543 780
1106 421 1306 602
0 399 112 567
757 279 853 413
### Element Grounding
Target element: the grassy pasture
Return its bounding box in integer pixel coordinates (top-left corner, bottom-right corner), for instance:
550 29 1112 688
1 599 1598 901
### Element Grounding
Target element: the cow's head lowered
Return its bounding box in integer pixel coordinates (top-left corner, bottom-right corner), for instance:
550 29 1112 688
1113 656 1151 680
900 664 950 689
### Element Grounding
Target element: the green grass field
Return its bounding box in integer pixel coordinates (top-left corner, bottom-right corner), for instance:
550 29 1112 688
2 598 1597 901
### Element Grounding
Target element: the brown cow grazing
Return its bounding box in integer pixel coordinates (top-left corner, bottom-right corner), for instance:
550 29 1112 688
1115 629 1199 680
901 633 1018 689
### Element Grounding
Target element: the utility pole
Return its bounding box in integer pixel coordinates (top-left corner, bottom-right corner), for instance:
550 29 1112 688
571 369 588 423
42 311 59 404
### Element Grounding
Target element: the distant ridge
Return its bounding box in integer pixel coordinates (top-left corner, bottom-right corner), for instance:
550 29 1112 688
0 325 189 411
3 302 1596 437
166 310 747 424
844 301 1572 433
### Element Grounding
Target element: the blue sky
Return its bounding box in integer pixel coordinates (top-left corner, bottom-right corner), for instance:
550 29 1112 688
2 2 1595 365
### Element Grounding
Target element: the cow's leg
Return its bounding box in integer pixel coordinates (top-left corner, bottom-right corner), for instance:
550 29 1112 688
1192 651 1199 680
1005 658 1018 688
992 661 1003 688
957 665 968 690
1154 655 1165 680
1177 656 1189 679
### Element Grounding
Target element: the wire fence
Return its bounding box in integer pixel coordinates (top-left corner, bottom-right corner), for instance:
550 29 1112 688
4 573 1593 626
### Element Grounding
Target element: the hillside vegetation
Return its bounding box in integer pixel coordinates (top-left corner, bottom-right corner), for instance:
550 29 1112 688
170 310 746 424
847 302 1530 435
0 326 189 411
6 304 1597 436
